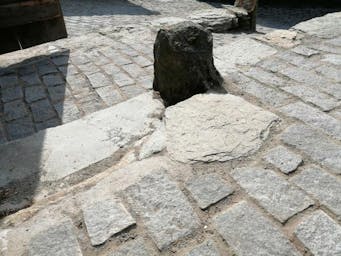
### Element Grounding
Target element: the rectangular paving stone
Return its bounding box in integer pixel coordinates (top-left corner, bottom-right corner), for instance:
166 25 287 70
30 99 56 122
66 74 91 93
186 240 221 256
110 238 152 256
243 67 288 87
0 73 18 89
291 46 319 57
277 51 320 69
96 86 123 106
58 64 79 77
264 146 302 174
6 117 35 140
295 210 341 256
125 171 200 250
18 64 35 76
78 62 101 76
47 85 70 103
24 86 46 103
281 124 341 174
137 76 153 90
315 65 341 83
4 100 28 121
291 166 341 217
282 84 340 111
87 72 112 88
259 57 289 73
186 174 234 209
42 74 65 87
120 47 140 57
122 63 145 78
51 55 70 66
102 63 121 76
20 73 41 86
322 54 341 65
121 85 146 99
35 118 60 131
113 72 135 87
54 101 81 123
230 168 313 222
37 62 59 75
214 201 300 256
71 54 90 65
1 86 23 102
133 56 153 67
280 101 341 140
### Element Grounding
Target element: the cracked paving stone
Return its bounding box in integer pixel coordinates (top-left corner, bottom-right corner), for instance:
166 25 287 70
28 219 83 256
125 171 200 250
263 146 302 174
291 166 341 217
110 238 152 256
42 74 65 87
186 240 221 256
6 117 35 140
87 72 112 88
4 100 28 121
81 197 135 246
186 174 234 209
281 124 341 174
24 86 46 103
214 201 300 256
30 99 56 122
294 210 341 256
1 86 23 103
230 168 313 223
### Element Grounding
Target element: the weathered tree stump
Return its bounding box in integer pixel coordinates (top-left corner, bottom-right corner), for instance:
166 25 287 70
153 21 223 105
234 0 258 31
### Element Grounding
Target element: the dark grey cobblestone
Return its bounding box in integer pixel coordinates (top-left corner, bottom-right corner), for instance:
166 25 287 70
30 99 57 122
6 117 35 140
1 86 23 103
4 100 28 121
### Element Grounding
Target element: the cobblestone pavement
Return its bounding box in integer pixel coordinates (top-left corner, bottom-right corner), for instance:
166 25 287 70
0 5 341 256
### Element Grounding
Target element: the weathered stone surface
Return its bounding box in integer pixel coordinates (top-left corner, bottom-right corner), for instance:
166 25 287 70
291 46 319 57
87 72 112 88
280 102 341 140
30 99 57 122
165 94 279 163
153 21 222 105
4 100 28 121
291 166 341 217
1 86 23 103
230 168 313 222
186 240 221 256
263 146 302 174
186 174 234 209
139 123 166 160
243 67 287 87
28 219 82 256
125 171 200 250
262 30 299 48
24 86 46 103
81 197 135 246
295 210 341 256
281 124 341 174
6 117 35 140
214 201 300 256
322 54 341 65
110 238 153 256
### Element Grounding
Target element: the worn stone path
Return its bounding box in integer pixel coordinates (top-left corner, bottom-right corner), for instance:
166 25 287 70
0 4 340 256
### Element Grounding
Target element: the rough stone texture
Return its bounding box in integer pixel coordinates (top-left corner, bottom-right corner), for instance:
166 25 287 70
125 171 200 250
214 201 300 256
186 174 234 209
262 30 299 48
28 219 83 256
153 22 222 105
291 166 341 217
230 168 313 222
263 146 302 174
110 238 153 256
294 210 341 256
139 123 166 160
186 240 221 256
81 198 136 246
4 100 28 121
291 45 319 57
281 124 341 174
165 94 279 163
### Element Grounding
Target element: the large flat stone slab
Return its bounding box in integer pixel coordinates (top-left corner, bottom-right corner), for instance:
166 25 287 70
165 94 279 163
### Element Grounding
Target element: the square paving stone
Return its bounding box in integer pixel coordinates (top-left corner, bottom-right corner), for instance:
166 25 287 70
24 86 46 103
58 64 79 77
121 85 146 99
18 64 35 76
87 72 112 89
6 117 35 140
35 118 61 131
122 63 145 78
28 219 83 256
37 62 59 75
42 74 65 87
95 86 123 106
186 240 221 256
47 85 70 103
0 73 18 88
294 210 341 256
1 86 23 103
230 168 313 223
51 55 70 66
78 63 101 76
263 146 303 174
110 238 152 256
186 174 234 209
291 46 319 57
113 72 135 87
4 100 28 121
213 201 300 256
30 99 56 122
20 73 41 86
54 101 81 123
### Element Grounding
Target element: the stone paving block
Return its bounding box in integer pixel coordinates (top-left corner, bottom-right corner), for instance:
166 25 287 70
112 54 133 66
71 54 90 65
282 84 340 111
87 72 112 88
113 72 135 87
30 99 56 122
263 146 302 174
82 198 136 246
0 124 7 144
291 45 319 57
259 57 289 73
125 171 200 250
51 55 70 66
243 67 288 87
78 62 101 76
322 54 341 65
0 73 18 88
294 210 341 256
121 85 146 98
37 62 59 75
102 63 121 76
47 85 70 103
133 56 153 67
122 63 145 78
80 98 106 114
1 86 23 102
231 168 313 222
18 64 35 76
54 101 81 123
137 76 153 90
214 201 300 256
35 118 61 131
139 124 166 160
186 240 221 256
24 86 46 103
110 238 152 256
6 117 35 140
42 74 65 87
96 86 123 105
281 124 341 174
20 73 41 86
120 47 140 57
4 100 28 121
28 219 83 256
66 74 91 93
58 64 79 77
280 101 341 140
186 174 234 209
315 64 341 83
277 51 320 69
291 166 341 217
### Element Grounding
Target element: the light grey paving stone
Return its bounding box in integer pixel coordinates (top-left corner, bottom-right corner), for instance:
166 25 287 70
310 42 341 55
139 123 166 160
113 72 135 87
0 73 18 88
71 54 90 65
112 54 133 66
315 64 341 83
6 117 35 140
137 76 153 90
133 56 153 67
281 124 341 174
58 64 79 77
282 84 340 111
110 238 152 256
122 63 145 78
291 166 341 217
214 201 300 256
186 240 221 256
121 85 145 99
322 54 341 65
186 174 234 209
294 210 341 256
78 62 101 76
24 86 46 103
95 86 123 106
4 100 28 121
243 67 288 87
87 72 112 88
327 36 341 47
102 63 121 76
291 46 319 57
82 198 135 246
259 58 289 73
1 86 23 102
277 51 320 69
280 101 341 140
264 146 302 174
120 47 140 57
125 171 200 250
20 73 41 86
230 168 313 222
66 74 91 93
42 74 65 87
30 99 56 122
54 101 81 123
28 219 83 256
